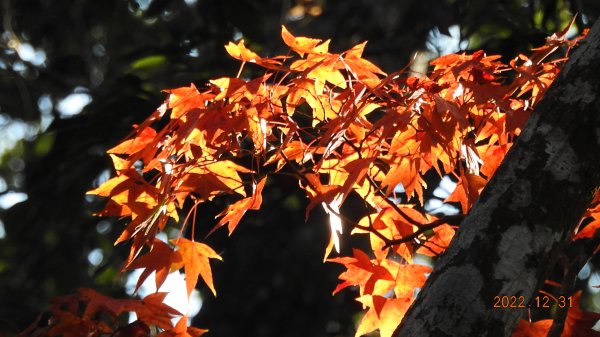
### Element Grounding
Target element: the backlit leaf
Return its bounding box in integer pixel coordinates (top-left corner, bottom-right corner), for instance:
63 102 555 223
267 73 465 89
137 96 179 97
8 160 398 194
126 239 180 293
174 238 223 297
212 177 267 235
157 315 208 337
281 25 330 56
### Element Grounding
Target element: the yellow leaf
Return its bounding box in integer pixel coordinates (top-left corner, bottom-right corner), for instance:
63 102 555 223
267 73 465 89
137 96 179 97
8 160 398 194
224 40 260 63
281 25 329 56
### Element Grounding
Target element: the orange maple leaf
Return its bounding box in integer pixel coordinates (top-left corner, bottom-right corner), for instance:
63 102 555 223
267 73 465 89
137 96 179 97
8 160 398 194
78 288 127 318
393 264 432 298
173 238 223 297
511 319 553 337
76 289 181 331
355 295 412 337
211 177 267 236
281 25 329 56
224 40 261 63
125 239 181 293
446 172 487 214
157 315 208 337
416 224 456 256
224 39 284 70
47 312 110 337
511 292 600 337
575 217 600 240
329 248 394 296
125 292 182 330
108 126 157 156
342 41 386 88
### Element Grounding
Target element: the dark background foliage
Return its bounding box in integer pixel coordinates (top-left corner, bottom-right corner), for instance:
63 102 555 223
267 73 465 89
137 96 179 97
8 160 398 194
0 0 598 336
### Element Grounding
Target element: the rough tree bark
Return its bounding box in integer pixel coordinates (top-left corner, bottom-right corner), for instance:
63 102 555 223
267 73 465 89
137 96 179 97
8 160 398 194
394 20 600 337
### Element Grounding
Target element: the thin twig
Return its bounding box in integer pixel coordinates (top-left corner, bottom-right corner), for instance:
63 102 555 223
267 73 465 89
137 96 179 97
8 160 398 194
383 214 464 248
364 174 423 227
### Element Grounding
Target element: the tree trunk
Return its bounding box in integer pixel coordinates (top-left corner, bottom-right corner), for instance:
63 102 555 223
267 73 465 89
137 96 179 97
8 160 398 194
394 20 600 337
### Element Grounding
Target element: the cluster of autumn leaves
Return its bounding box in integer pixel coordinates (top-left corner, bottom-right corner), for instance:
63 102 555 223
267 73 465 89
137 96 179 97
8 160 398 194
33 23 600 337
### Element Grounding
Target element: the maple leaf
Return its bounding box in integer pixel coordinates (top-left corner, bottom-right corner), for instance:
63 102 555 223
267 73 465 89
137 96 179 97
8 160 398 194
47 311 109 337
342 41 386 88
157 315 208 337
328 248 394 296
78 288 126 318
174 238 223 297
303 173 343 219
113 321 150 337
224 39 284 70
108 126 157 156
211 177 267 236
381 140 427 202
562 292 600 337
478 144 510 178
87 168 160 247
354 209 411 262
575 217 600 240
575 194 600 240
281 25 330 56
298 56 348 91
47 292 114 336
109 153 133 172
264 141 323 171
511 319 553 337
340 157 375 199
76 289 181 331
209 77 247 101
393 264 432 298
511 292 600 337
177 160 252 200
164 84 216 119
124 292 182 330
416 224 456 256
446 172 487 214
224 40 261 63
125 239 181 293
285 77 326 117
355 296 412 337
328 255 370 295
